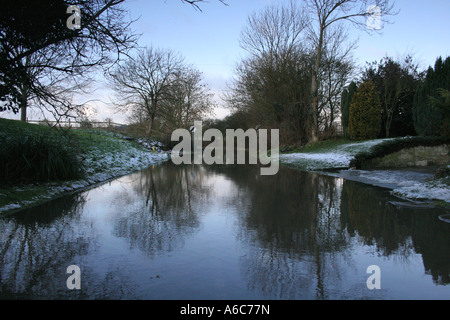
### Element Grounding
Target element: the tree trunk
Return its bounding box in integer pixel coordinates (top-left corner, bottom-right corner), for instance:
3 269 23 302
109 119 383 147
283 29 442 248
146 116 154 137
385 110 393 138
20 104 27 122
146 99 157 137
310 26 324 143
19 84 28 122
146 115 154 137
310 76 319 143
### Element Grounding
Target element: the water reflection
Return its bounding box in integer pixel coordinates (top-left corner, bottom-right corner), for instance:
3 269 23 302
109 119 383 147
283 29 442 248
110 164 212 256
204 165 449 299
207 166 353 299
340 180 450 285
0 194 90 299
0 162 448 299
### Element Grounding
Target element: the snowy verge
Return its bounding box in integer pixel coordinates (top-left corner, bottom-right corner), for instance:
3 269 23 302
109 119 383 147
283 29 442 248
0 135 171 214
280 152 353 170
334 169 450 203
391 177 450 203
280 138 395 170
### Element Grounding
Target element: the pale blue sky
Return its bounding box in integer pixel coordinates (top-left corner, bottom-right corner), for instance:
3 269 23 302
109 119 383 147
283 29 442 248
118 0 449 119
125 0 449 73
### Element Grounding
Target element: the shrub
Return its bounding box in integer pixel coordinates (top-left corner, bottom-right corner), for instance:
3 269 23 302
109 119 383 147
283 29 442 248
0 131 82 183
348 81 382 140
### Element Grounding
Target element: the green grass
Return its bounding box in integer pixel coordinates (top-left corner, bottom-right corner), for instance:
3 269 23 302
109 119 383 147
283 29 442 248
71 128 151 156
284 136 450 156
0 184 50 214
285 138 353 154
0 117 53 133
433 200 450 210
0 119 151 183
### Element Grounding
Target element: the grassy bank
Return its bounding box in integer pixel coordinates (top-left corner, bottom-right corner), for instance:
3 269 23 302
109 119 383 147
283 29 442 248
350 136 450 168
281 136 449 171
0 119 169 214
280 137 395 171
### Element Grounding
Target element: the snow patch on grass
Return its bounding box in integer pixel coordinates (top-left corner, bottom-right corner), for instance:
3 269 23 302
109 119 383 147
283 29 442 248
0 132 170 214
332 169 449 203
392 177 450 203
0 203 22 211
335 138 397 156
280 138 395 170
281 152 353 170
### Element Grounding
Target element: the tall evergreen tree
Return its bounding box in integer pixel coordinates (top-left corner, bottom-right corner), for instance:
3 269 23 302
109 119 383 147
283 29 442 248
429 89 450 138
348 81 381 140
341 81 357 137
413 56 450 136
362 56 423 138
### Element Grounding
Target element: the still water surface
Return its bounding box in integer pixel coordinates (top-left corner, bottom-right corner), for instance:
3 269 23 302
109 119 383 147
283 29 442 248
0 162 449 299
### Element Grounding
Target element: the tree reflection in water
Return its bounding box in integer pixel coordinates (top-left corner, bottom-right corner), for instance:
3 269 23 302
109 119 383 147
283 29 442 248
340 180 450 285
205 164 449 299
206 165 353 299
109 163 213 257
0 194 91 299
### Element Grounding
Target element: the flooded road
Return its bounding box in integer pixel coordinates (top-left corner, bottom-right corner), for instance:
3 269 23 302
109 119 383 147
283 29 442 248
0 162 449 300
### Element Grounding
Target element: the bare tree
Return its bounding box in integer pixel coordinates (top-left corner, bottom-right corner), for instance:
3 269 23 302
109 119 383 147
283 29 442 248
108 47 185 136
317 25 355 136
181 0 228 11
228 1 313 144
304 0 397 142
229 1 357 144
1 0 228 121
15 47 93 122
5 1 135 64
160 66 215 131
240 1 307 62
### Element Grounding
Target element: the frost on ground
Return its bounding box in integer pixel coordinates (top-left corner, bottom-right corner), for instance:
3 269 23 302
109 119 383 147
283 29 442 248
281 152 353 170
280 138 395 170
81 137 168 179
336 169 450 203
392 178 450 203
0 133 170 213
63 132 171 193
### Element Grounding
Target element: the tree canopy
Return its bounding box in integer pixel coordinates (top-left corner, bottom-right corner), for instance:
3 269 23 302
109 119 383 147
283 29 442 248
413 56 450 137
0 0 137 120
362 56 424 138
